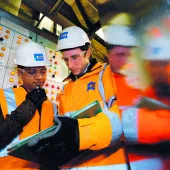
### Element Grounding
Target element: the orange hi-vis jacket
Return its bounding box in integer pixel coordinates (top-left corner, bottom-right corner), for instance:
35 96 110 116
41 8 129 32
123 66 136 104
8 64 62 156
113 74 169 170
112 73 140 112
0 86 56 170
121 86 170 170
113 73 151 169
57 61 129 170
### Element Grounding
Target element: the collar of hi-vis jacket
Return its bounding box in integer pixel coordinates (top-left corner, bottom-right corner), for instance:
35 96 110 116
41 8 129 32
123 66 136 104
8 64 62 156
64 58 105 82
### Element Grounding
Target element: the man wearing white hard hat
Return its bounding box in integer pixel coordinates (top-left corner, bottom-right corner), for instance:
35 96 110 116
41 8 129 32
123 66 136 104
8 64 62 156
0 42 56 170
103 24 150 170
121 36 170 170
103 25 141 111
103 25 169 170
27 26 131 170
103 25 137 74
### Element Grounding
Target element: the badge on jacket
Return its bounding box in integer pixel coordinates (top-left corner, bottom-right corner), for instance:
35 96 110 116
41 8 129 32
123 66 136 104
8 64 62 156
87 82 96 91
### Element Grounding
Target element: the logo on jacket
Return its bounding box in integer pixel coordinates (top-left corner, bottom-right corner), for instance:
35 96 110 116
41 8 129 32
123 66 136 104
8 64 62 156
59 32 68 40
87 82 96 91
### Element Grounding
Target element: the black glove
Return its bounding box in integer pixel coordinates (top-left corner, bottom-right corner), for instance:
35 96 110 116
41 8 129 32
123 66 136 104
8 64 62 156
27 116 79 168
26 87 47 112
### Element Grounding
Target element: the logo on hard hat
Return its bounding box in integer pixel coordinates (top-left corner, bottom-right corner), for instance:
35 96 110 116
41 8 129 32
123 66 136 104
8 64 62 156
127 28 134 36
34 53 44 61
59 32 68 40
152 47 162 55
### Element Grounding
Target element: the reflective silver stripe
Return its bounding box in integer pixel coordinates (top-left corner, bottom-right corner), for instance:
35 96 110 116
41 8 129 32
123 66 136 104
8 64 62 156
122 108 138 142
130 158 164 170
4 88 17 114
98 65 122 145
103 109 122 146
98 64 116 109
62 163 129 170
107 96 116 109
0 88 19 157
98 64 108 109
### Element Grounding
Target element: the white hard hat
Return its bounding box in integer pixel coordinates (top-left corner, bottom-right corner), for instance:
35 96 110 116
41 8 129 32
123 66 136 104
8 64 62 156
15 42 50 67
56 26 91 51
103 25 137 46
145 36 170 60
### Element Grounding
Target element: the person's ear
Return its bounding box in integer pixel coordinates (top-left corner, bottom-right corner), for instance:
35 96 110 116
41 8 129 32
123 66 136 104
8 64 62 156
84 48 91 60
17 68 23 78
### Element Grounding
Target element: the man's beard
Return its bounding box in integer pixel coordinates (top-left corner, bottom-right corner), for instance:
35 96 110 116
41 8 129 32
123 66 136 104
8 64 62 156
153 82 170 98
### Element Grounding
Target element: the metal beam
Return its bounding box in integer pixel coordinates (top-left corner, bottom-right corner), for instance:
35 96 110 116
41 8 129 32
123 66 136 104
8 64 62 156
36 0 65 27
49 0 65 14
88 21 101 39
57 2 82 27
71 0 90 29
85 0 98 12
64 0 75 6
36 14 45 27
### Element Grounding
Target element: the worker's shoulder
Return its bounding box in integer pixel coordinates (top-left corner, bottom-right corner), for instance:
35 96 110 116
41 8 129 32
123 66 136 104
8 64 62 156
11 86 27 96
0 86 25 92
0 87 14 105
87 62 110 77
0 87 4 92
93 62 111 72
0 88 5 101
0 86 13 94
97 63 112 78
91 61 106 70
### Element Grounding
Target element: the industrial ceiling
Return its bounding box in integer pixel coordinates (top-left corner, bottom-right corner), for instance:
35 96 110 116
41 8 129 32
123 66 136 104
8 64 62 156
0 0 168 62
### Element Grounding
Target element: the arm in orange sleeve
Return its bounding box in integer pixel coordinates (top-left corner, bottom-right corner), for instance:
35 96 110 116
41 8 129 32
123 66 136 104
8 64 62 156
78 65 122 151
122 107 170 144
78 104 122 151
56 65 122 151
57 91 122 151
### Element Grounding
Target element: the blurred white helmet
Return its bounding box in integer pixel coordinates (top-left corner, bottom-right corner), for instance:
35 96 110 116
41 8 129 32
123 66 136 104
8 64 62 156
144 36 170 60
103 25 137 47
15 42 50 67
56 26 91 51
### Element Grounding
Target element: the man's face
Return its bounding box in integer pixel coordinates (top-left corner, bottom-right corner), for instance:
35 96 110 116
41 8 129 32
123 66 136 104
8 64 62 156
17 66 47 92
146 60 170 97
108 46 131 74
61 48 89 76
